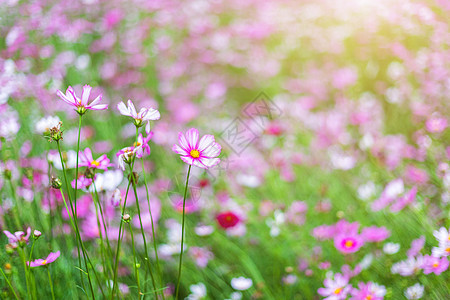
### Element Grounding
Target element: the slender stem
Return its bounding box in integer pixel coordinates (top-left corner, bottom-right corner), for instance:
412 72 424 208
7 179 21 229
130 171 158 299
128 222 141 299
74 114 82 217
141 157 165 299
0 267 19 300
56 141 85 292
19 248 31 300
175 165 192 299
56 140 98 299
47 268 55 300
111 127 139 299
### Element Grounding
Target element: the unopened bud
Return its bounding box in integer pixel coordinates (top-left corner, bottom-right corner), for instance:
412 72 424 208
4 169 11 180
123 214 131 223
5 244 15 254
4 263 12 275
51 177 62 189
84 168 95 179
33 230 42 239
135 263 141 269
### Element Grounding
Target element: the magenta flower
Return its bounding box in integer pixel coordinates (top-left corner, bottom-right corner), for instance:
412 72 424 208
172 128 221 169
27 251 60 267
71 175 93 189
350 282 386 300
334 234 364 254
79 148 112 170
425 116 447 133
117 99 160 132
422 255 449 275
318 273 352 300
57 85 107 115
3 227 31 248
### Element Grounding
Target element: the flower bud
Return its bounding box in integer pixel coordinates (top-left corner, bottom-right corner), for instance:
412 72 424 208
84 168 95 179
33 230 42 239
135 263 141 269
51 177 62 189
4 169 11 180
5 244 15 254
123 214 131 223
4 263 12 275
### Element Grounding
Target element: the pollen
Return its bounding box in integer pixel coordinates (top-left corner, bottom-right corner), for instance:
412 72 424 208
344 240 354 248
333 287 342 295
41 260 47 265
190 149 200 158
432 262 439 268
91 160 100 167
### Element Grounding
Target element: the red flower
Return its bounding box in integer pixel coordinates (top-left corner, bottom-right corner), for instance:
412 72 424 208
216 211 240 229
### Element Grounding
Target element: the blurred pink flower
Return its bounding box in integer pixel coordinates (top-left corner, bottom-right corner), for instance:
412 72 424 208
361 226 390 243
28 251 60 267
172 128 221 169
334 234 364 254
318 273 351 300
3 227 31 248
407 236 425 257
57 85 107 114
422 255 449 275
350 282 386 300
425 117 447 133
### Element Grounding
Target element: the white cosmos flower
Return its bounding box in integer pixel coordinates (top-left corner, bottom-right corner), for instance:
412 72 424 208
404 283 424 299
231 277 253 291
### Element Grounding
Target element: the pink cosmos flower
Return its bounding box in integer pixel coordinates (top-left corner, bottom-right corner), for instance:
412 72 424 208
350 282 386 300
27 251 60 267
172 128 221 169
361 226 390 243
116 145 141 171
422 255 449 275
334 234 364 254
117 99 160 133
57 85 107 114
3 227 31 248
425 116 447 133
135 133 153 158
189 247 214 268
79 148 112 171
71 175 93 189
408 236 426 257
318 273 352 300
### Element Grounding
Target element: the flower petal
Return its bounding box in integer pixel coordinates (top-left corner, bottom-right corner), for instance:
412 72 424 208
172 144 189 156
127 99 137 118
81 85 92 106
117 101 131 116
185 128 199 149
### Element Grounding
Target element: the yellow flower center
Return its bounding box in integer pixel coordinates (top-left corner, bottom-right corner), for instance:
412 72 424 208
91 160 100 167
190 149 200 158
432 262 439 268
446 247 450 253
344 240 354 248
41 260 47 265
365 295 373 300
334 288 342 295
133 142 142 147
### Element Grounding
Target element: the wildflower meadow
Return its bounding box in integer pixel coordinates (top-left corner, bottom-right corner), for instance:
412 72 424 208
1 0 450 299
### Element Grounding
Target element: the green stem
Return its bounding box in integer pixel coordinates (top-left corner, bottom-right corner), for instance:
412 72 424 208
47 268 55 300
56 141 98 299
175 165 192 300
0 267 19 300
19 248 31 300
141 157 165 299
7 179 21 229
130 171 158 299
128 222 141 299
111 127 139 299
